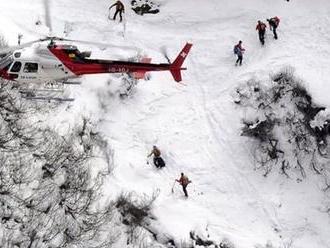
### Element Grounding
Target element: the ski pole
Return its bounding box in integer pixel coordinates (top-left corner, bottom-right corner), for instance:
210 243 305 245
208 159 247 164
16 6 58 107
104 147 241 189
171 180 176 193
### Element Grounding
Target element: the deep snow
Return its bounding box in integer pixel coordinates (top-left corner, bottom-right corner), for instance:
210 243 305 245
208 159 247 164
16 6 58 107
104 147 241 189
1 0 330 247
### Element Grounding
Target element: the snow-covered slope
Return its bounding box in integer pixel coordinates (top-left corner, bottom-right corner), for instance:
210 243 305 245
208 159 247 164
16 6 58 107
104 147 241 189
1 0 330 247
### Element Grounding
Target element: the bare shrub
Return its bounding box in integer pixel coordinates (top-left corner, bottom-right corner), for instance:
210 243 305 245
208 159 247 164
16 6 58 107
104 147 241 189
114 191 159 245
0 80 116 247
236 68 329 179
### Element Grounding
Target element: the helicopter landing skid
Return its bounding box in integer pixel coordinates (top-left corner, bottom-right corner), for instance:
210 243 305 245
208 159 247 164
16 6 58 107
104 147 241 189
19 88 73 102
21 95 74 102
63 81 81 85
19 88 64 94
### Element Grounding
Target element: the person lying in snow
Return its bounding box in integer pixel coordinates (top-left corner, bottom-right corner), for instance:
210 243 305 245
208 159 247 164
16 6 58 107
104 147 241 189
147 145 165 168
131 0 160 15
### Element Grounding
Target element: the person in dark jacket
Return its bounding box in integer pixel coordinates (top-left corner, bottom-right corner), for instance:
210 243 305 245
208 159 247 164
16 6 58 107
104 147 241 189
109 1 125 22
267 16 280 39
176 173 191 197
233 40 245 66
147 145 165 168
256 20 267 45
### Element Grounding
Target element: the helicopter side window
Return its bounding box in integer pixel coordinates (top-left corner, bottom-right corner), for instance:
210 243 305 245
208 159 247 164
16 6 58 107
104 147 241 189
10 61 22 73
23 63 38 73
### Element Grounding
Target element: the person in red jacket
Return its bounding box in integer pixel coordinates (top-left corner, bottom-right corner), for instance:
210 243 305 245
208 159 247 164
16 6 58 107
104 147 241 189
256 20 267 45
176 173 191 197
267 16 280 39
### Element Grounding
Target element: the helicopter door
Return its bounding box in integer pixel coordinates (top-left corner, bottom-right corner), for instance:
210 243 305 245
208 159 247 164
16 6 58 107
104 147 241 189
20 62 39 83
8 61 22 79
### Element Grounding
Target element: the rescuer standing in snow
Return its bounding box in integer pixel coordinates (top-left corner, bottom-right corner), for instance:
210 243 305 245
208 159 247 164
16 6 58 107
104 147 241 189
267 16 280 40
109 0 125 22
176 173 191 197
234 40 245 66
256 20 267 45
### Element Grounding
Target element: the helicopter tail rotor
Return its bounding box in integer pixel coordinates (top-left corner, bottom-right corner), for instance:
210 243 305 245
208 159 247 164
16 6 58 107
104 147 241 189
160 46 171 64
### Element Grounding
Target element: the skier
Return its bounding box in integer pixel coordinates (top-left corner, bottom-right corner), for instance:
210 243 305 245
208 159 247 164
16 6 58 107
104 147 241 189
256 20 267 45
176 173 191 197
109 0 125 22
267 16 280 39
233 40 245 66
147 145 165 168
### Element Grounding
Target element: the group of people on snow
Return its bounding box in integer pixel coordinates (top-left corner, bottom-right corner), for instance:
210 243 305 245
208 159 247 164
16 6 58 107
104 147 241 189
108 2 282 198
107 1 192 198
234 16 280 66
109 0 159 22
147 145 192 197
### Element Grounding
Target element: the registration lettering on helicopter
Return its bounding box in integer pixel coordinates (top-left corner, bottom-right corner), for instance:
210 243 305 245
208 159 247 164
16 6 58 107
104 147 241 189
109 68 129 73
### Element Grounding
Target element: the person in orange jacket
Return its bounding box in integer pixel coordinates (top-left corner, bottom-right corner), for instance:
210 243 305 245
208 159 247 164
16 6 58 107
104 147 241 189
267 16 280 39
109 1 125 22
176 172 191 197
256 20 267 45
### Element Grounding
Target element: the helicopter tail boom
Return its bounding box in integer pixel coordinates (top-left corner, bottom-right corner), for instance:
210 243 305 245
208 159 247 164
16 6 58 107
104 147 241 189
132 57 152 79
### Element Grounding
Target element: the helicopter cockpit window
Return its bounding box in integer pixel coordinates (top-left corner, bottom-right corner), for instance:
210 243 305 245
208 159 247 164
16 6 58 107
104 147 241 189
14 52 21 58
0 53 14 70
23 63 38 73
10 61 22 73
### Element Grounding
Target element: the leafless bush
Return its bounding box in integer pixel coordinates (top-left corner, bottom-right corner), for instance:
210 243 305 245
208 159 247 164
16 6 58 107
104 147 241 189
0 83 116 247
189 231 216 247
114 191 159 245
131 0 160 15
236 68 329 179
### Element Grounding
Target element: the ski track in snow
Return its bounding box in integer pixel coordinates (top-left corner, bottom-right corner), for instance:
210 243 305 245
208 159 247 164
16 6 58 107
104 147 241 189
1 0 330 247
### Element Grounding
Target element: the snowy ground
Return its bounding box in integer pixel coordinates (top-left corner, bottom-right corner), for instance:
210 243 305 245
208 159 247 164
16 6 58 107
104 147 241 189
1 0 330 247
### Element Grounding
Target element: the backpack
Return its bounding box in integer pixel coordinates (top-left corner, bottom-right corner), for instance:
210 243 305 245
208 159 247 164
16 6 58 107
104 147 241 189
155 157 165 168
181 176 191 186
269 18 276 27
233 45 239 54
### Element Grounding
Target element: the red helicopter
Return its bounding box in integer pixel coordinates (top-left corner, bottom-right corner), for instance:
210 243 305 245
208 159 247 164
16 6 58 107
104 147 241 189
0 0 192 101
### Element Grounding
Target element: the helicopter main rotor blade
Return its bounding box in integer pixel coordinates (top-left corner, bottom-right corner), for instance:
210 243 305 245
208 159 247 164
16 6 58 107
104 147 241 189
58 38 141 51
43 0 53 34
0 38 49 56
